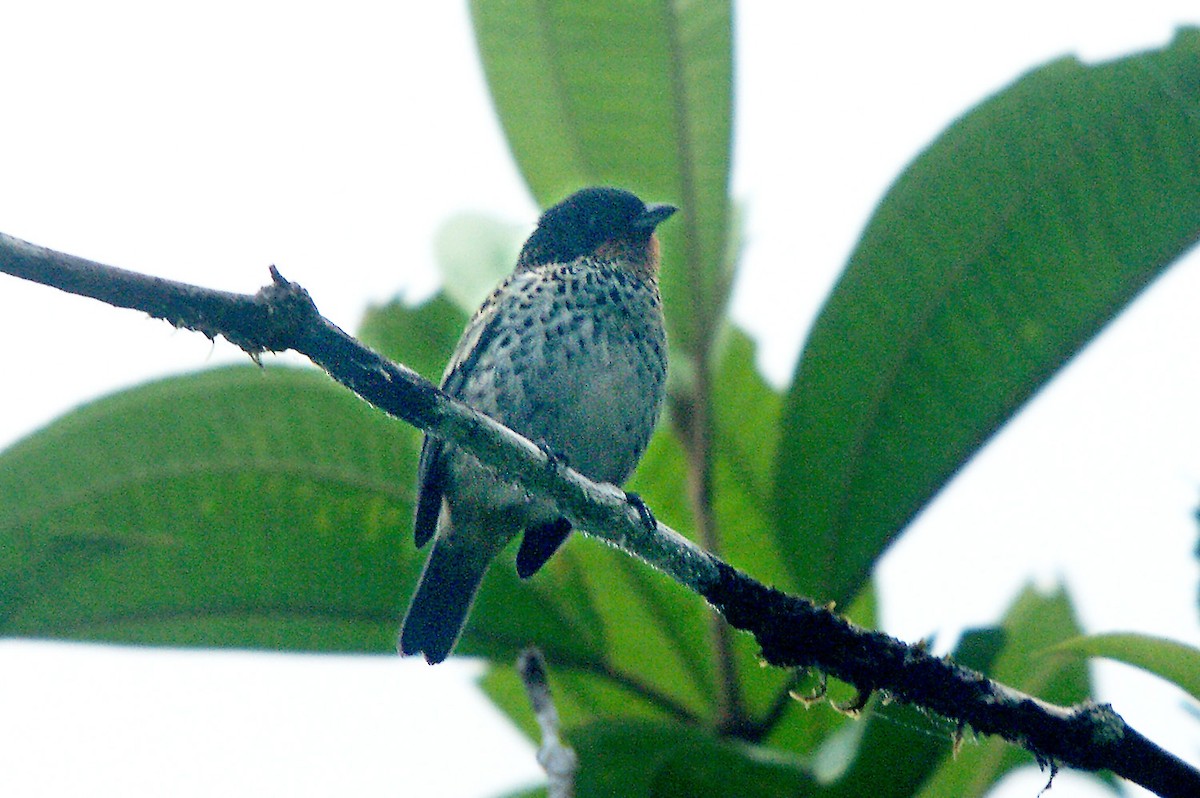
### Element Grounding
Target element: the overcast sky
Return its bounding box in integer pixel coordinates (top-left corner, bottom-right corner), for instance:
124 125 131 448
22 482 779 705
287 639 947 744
1 3 1198 796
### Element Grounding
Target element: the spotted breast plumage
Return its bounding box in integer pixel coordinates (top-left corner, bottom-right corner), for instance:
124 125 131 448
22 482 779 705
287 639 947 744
398 186 675 664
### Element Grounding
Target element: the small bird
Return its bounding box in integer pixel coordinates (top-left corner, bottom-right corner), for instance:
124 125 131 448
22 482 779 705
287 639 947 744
399 186 676 664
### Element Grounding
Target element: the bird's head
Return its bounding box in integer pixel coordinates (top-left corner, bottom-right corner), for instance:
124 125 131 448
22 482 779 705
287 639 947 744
517 187 677 276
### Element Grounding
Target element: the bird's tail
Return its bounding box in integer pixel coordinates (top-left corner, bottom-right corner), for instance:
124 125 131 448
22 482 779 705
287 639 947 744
398 535 490 664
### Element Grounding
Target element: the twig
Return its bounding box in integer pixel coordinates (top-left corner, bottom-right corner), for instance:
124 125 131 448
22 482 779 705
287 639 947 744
518 648 577 798
1 230 1198 798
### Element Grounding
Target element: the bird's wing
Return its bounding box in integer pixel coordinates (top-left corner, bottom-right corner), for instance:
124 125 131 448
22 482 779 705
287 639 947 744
412 270 542 547
440 270 536 394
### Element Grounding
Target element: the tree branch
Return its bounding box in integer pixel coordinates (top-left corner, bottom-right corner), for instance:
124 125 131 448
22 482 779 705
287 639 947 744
519 647 578 798
1 230 1197 797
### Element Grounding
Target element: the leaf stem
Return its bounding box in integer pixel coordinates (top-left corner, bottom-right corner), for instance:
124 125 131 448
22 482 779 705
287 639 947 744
659 0 745 737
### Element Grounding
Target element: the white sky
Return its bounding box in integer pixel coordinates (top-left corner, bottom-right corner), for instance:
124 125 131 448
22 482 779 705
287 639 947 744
1 3 1198 797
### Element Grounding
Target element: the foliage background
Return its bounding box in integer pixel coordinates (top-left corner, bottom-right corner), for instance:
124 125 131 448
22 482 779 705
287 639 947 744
1 3 1199 797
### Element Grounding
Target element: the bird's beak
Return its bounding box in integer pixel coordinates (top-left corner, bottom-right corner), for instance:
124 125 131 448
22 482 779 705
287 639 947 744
634 203 678 231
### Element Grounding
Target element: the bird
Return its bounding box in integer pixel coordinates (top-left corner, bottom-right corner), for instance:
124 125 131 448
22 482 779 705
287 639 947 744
398 186 676 664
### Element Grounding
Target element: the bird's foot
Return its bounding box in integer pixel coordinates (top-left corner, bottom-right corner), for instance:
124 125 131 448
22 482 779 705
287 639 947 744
624 491 657 532
534 438 570 472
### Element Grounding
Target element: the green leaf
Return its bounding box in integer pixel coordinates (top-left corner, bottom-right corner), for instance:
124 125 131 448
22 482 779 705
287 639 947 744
0 365 416 651
479 654 700 750
496 788 547 798
1044 632 1200 702
775 29 1200 605
432 212 524 316
752 588 1099 798
810 700 951 798
778 622 1003 798
708 327 799 721
761 588 1097 798
912 585 1108 798
463 1 748 737
475 326 804 740
468 424 719 728
473 502 718 727
711 328 787 588
469 0 734 354
358 291 467 381
0 293 479 652
570 718 815 798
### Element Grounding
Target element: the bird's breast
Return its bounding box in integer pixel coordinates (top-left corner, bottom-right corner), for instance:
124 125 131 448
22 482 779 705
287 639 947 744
458 263 667 486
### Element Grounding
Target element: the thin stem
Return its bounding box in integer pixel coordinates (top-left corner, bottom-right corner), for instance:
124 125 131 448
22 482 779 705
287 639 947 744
522 642 706 725
518 648 578 798
676 362 746 734
659 0 745 736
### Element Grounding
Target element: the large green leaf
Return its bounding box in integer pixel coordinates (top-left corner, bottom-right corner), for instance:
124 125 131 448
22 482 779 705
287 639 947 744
465 0 760 753
570 718 815 798
0 295 481 651
1045 632 1200 703
475 328 805 740
486 588 1099 798
747 608 1001 798
775 29 1200 605
358 291 468 381
913 585 1107 798
776 587 1099 798
0 365 414 650
431 212 524 316
469 0 734 354
474 426 719 730
708 328 799 723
